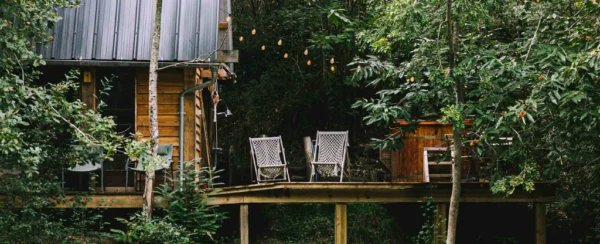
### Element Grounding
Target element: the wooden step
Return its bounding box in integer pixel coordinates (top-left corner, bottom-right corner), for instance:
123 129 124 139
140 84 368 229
428 161 452 165
424 147 449 151
430 174 452 178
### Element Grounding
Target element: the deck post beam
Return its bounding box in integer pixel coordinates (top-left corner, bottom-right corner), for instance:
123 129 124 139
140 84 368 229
335 203 348 244
240 204 249 244
536 203 546 244
434 203 448 244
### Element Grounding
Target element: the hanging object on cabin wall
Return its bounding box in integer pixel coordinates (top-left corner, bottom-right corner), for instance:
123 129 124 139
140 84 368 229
261 45 266 51
307 60 312 66
304 49 309 55
284 53 289 58
251 29 257 35
278 39 283 46
239 36 244 42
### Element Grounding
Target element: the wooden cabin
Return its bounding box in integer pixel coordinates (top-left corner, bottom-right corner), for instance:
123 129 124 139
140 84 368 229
36 0 236 190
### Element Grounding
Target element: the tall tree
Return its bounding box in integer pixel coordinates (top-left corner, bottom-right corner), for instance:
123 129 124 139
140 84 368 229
144 0 163 218
445 0 461 243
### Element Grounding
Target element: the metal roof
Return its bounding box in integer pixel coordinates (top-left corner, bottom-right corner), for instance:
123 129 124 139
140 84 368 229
36 0 220 62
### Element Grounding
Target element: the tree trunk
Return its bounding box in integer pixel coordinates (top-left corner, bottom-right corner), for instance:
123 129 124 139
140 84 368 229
144 0 162 219
446 0 463 243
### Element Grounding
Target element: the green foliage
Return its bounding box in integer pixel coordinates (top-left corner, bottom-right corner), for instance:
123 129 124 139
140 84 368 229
413 198 445 244
0 1 122 242
111 213 192 244
124 134 170 170
349 0 600 241
111 163 225 243
156 163 227 242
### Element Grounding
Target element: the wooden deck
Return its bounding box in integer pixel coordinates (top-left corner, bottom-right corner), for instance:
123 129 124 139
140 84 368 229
209 182 555 205
54 182 555 208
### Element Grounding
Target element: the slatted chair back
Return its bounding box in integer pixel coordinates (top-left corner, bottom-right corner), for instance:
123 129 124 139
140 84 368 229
311 131 349 182
249 136 290 183
314 131 349 164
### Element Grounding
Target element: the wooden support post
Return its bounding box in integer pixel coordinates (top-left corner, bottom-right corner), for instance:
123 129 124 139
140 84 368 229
303 136 313 180
184 69 196 184
240 204 249 244
434 203 448 244
80 68 96 110
335 203 348 244
536 203 546 244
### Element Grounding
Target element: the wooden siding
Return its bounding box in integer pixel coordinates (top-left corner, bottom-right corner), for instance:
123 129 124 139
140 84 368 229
135 68 199 182
390 121 471 182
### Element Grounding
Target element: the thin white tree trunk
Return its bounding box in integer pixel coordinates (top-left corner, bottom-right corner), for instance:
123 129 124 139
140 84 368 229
144 0 162 219
446 0 463 243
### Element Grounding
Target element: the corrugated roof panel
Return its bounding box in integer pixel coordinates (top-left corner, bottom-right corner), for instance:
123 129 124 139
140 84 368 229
93 0 118 59
74 0 97 60
115 0 138 60
56 8 77 59
177 0 200 60
158 0 178 61
37 0 220 61
198 0 219 61
134 0 155 60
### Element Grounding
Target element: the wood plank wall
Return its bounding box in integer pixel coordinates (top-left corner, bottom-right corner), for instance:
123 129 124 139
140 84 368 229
136 68 198 181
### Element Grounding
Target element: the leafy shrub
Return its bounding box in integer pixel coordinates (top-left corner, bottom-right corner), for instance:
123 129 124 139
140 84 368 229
111 213 191 244
157 164 227 242
111 163 226 243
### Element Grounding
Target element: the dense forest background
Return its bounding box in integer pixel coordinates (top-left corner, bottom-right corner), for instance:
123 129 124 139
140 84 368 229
217 0 600 243
3 0 600 243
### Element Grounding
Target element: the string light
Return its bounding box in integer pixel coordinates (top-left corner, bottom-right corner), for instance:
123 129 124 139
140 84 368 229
284 53 289 58
261 45 266 51
357 65 361 71
278 39 283 46
251 29 256 35
226 15 232 22
239 36 244 41
307 60 312 66
304 49 309 55
308 1 311 6
330 57 335 64
330 66 335 72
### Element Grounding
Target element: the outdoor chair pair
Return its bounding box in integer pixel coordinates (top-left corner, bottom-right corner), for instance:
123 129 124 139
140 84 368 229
61 144 174 192
249 131 349 183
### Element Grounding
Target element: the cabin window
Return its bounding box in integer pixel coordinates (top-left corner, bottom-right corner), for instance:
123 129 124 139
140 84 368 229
96 69 136 135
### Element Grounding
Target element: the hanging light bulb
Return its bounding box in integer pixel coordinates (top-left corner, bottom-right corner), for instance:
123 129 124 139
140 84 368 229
261 45 266 51
330 66 335 72
304 49 309 55
307 60 312 66
226 15 232 22
308 1 311 6
278 39 283 46
330 57 335 64
284 53 289 59
239 36 244 42
357 65 361 71
251 29 256 35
